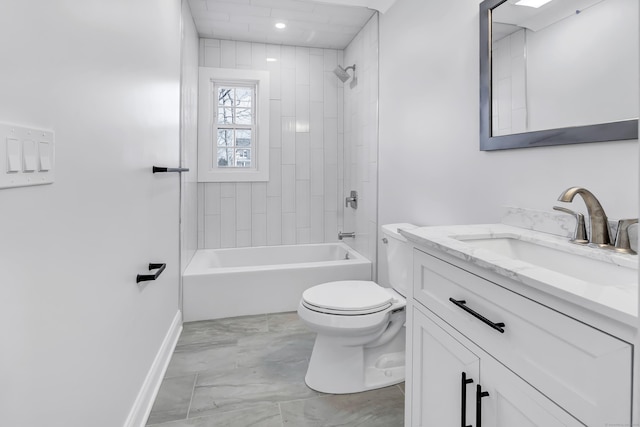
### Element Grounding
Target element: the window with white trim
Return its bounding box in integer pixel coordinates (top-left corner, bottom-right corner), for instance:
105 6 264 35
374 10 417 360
198 68 269 182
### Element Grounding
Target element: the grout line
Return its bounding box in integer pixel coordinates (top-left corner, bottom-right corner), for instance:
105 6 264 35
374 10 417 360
185 372 198 419
278 402 285 427
277 394 326 406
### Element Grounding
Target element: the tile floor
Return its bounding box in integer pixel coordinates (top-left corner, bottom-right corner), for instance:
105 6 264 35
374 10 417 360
146 312 405 427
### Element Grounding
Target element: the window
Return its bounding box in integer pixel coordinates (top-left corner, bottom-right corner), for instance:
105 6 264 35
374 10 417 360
198 68 269 182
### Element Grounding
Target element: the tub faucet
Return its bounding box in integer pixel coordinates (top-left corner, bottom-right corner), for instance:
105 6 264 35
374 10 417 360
557 187 612 247
338 231 355 240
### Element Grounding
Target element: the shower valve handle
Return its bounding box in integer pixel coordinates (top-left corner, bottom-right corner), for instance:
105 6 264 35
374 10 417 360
345 190 358 209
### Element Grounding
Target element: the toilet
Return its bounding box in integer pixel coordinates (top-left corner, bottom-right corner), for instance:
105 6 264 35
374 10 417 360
297 223 417 394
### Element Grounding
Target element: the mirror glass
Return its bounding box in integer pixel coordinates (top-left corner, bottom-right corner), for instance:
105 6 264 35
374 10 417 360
480 0 639 150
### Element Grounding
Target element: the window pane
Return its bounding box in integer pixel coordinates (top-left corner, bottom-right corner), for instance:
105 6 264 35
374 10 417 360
218 88 234 106
217 129 233 146
217 148 234 167
236 108 252 125
235 88 252 108
235 149 251 168
236 129 252 147
217 107 233 124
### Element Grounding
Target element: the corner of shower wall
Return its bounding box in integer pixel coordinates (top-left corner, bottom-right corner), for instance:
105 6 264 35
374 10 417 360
180 0 200 276
342 12 380 281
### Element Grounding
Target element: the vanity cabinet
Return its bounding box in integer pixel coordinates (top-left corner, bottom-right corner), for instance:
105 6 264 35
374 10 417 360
407 248 633 427
411 305 582 427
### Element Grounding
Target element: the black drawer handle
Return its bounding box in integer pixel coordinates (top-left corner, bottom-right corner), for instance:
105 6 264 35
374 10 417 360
449 298 505 333
461 372 474 427
476 384 490 427
153 166 190 173
137 263 166 284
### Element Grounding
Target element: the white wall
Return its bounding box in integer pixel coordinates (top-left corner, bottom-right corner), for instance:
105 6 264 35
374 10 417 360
343 14 380 278
378 0 638 280
0 1 182 426
198 40 344 248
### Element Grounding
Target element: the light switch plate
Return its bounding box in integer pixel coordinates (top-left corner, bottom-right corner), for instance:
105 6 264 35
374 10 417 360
0 123 55 189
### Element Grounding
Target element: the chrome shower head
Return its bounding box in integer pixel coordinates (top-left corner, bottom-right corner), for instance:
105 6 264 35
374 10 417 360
333 64 356 83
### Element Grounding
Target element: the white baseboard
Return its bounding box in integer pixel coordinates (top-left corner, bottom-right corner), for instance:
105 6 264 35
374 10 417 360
123 310 183 427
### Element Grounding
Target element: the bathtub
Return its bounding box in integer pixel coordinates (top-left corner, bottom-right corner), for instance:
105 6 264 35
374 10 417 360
182 243 372 321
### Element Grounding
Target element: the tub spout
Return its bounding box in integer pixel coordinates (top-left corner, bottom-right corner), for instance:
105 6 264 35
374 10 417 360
338 231 355 240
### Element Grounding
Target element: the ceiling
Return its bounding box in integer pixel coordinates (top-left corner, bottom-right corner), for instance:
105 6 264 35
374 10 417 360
492 0 604 36
187 0 378 49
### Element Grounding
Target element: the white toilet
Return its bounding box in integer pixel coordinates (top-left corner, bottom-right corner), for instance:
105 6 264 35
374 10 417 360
297 223 417 394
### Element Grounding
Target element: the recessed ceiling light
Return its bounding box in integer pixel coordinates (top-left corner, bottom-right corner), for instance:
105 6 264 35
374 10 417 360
266 57 278 62
275 22 286 29
515 0 553 8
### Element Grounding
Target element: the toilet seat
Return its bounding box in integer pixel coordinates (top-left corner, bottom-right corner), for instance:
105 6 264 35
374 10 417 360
302 280 395 316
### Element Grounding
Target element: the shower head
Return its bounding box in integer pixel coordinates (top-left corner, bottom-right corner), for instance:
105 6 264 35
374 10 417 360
333 64 356 83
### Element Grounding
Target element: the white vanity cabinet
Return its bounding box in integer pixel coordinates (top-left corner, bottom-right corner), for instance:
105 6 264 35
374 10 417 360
411 305 583 427
407 247 633 427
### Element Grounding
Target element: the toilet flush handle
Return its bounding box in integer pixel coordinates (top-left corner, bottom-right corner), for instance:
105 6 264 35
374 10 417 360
382 237 388 244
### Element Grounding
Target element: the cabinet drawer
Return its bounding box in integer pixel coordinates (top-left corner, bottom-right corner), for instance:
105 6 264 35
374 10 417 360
413 248 632 427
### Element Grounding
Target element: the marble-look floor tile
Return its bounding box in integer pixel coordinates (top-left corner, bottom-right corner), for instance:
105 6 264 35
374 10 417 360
146 374 196 425
148 405 282 427
236 330 315 368
280 385 405 427
177 314 268 347
165 342 237 378
267 311 309 333
148 312 405 427
189 359 319 418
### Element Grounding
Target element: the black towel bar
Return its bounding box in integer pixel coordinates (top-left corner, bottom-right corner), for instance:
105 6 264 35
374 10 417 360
153 166 189 173
136 263 166 284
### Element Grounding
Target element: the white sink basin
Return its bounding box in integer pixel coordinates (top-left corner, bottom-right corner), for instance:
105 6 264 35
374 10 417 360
458 237 637 287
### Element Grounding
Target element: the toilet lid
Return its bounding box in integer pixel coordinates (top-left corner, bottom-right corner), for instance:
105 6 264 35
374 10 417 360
302 281 394 314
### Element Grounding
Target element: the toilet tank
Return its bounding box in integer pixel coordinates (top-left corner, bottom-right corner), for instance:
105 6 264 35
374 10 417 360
381 223 418 297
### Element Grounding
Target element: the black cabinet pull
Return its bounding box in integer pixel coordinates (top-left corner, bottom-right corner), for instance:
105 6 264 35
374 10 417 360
461 372 474 427
476 384 490 427
136 263 166 283
449 298 505 333
153 166 190 173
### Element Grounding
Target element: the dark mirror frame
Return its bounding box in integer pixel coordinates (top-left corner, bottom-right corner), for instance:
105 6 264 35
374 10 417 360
480 0 638 151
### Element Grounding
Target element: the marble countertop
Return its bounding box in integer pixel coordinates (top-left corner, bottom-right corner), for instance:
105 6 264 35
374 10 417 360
401 223 638 327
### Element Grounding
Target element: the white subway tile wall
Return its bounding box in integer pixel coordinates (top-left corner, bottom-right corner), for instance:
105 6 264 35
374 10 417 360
198 38 345 249
492 29 527 136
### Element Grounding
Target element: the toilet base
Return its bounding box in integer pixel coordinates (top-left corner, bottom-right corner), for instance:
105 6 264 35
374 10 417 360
304 325 406 394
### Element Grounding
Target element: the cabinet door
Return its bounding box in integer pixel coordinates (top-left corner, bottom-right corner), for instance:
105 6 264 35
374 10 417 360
480 354 583 427
411 306 480 427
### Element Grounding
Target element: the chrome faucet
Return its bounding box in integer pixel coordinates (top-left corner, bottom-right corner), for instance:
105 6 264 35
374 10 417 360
338 231 355 240
557 187 612 247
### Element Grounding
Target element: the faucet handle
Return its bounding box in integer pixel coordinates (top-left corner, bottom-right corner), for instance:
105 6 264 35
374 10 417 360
614 218 638 254
553 206 588 244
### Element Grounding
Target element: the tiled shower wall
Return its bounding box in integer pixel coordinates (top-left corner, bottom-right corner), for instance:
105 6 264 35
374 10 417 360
492 29 527 136
343 14 379 279
198 39 345 248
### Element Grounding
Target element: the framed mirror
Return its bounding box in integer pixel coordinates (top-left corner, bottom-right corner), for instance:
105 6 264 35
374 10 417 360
480 0 638 151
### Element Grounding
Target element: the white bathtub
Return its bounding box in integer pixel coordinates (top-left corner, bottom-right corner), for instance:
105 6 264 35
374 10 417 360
182 243 372 321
